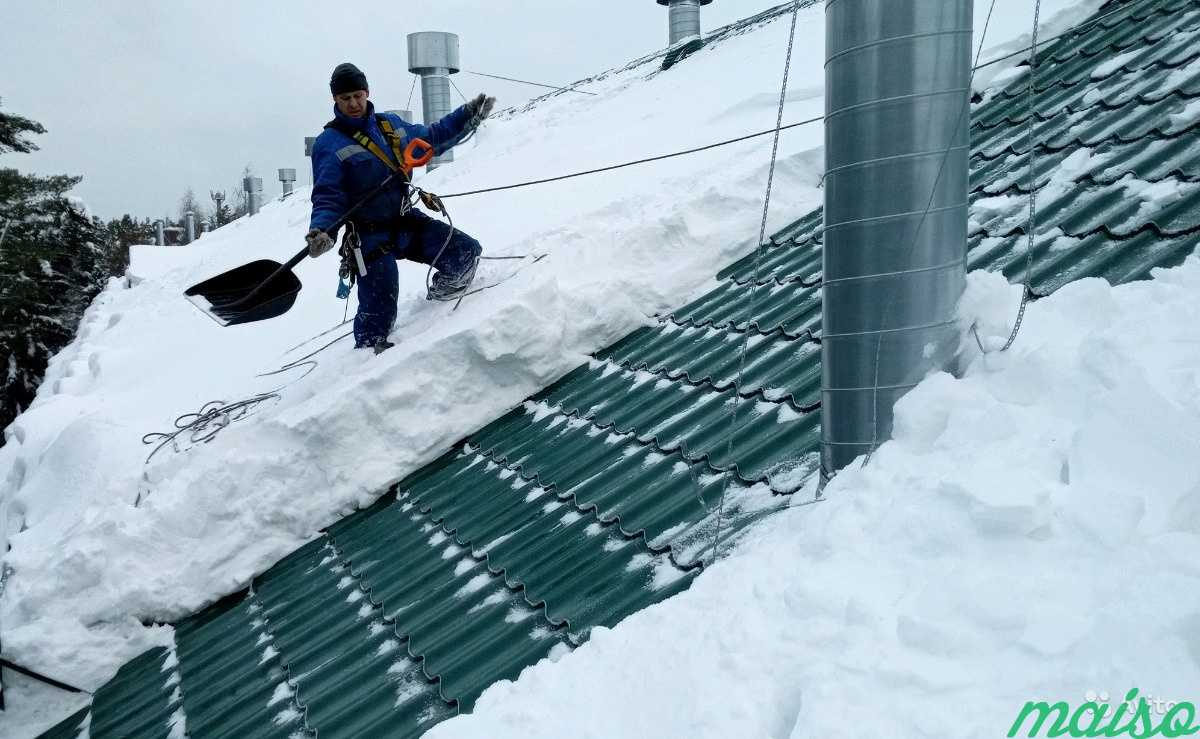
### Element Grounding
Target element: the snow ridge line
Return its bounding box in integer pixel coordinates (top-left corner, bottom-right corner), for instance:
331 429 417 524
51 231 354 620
577 355 817 414
976 212 1200 242
462 432 791 571
977 169 1200 197
312 541 459 720
161 639 190 739
664 303 818 341
589 356 820 412
243 590 317 738
976 85 1200 132
987 6 1200 101
974 113 1200 161
322 510 563 710
314 532 456 709
477 397 813 494
401 447 702 636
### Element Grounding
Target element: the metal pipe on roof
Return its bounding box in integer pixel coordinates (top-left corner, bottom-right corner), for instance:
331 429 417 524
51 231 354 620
657 0 713 46
244 176 263 216
408 32 461 170
184 211 195 244
279 169 297 199
154 220 165 246
821 0 973 475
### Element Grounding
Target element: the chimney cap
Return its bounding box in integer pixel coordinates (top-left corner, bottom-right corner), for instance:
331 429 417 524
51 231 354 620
656 0 713 5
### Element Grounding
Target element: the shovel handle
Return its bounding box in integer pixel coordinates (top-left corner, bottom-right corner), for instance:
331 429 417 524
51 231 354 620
220 247 308 312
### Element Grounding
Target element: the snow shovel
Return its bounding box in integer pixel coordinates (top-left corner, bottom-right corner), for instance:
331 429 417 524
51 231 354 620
185 138 435 327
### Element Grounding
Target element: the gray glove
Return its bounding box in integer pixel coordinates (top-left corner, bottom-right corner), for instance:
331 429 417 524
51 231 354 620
306 228 335 258
466 93 496 123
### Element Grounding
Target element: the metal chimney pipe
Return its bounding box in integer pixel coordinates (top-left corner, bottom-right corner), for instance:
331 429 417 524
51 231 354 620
184 211 195 244
154 220 165 246
278 168 297 198
408 32 461 170
657 0 712 46
304 137 316 158
821 0 973 476
244 176 263 216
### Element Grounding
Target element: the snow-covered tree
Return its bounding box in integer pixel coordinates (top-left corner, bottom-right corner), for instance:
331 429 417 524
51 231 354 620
0 103 115 445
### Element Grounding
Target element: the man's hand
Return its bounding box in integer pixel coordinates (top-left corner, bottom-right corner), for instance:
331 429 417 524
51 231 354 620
306 228 335 258
466 93 496 123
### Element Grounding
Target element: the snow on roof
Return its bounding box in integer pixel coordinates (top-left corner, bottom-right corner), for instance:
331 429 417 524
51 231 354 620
13 0 1200 735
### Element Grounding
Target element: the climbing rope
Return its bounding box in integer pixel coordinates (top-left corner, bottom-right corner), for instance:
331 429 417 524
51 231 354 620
706 0 803 567
999 0 1045 353
860 0 1001 468
406 74 418 112
465 69 597 96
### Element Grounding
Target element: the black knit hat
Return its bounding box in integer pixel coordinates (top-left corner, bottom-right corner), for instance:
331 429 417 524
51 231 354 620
330 63 368 96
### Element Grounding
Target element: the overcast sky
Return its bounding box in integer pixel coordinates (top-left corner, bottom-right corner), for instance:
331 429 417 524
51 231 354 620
1 0 788 221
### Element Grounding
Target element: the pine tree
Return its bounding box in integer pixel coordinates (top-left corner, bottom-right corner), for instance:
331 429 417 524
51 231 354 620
0 102 116 445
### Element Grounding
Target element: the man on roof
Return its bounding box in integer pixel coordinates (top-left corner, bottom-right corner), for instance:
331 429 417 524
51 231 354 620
306 62 495 351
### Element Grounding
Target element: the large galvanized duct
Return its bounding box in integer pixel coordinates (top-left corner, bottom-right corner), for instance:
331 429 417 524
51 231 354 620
408 32 461 169
656 0 713 46
821 0 973 475
244 176 263 216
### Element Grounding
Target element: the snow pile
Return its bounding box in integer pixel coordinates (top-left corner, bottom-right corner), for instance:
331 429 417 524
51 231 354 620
0 3 828 697
426 254 1200 739
0 0 1124 732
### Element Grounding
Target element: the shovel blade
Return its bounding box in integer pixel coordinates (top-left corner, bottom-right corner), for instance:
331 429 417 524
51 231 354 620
184 259 302 327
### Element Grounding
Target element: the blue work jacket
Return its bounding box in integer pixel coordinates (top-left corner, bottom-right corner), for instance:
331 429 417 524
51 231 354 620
308 101 471 240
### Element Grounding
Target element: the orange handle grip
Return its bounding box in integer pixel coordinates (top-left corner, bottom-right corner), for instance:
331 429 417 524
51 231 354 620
405 138 435 169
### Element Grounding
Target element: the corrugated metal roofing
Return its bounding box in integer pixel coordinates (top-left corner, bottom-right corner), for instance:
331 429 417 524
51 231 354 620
35 0 1200 735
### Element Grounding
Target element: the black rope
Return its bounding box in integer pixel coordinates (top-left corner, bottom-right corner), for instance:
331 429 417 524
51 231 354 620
464 70 597 96
440 116 824 199
0 658 90 695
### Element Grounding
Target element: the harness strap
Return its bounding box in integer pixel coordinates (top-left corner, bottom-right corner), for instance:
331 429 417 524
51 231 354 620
324 115 409 176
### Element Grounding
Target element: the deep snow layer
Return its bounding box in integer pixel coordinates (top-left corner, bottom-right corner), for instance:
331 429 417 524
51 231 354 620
0 3 827 699
425 254 1200 739
1 0 1105 734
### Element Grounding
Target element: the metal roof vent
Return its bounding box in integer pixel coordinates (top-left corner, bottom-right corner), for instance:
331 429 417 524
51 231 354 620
657 0 712 46
184 211 195 244
386 109 415 122
821 0 972 475
408 32 461 170
278 168 297 199
244 176 263 216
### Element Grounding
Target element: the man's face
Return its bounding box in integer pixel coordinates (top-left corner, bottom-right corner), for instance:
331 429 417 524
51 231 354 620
335 90 369 118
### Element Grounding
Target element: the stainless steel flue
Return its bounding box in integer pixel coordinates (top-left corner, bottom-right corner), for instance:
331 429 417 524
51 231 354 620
279 168 297 198
821 0 973 475
408 31 461 169
154 220 165 246
244 176 264 216
185 211 195 244
656 0 712 46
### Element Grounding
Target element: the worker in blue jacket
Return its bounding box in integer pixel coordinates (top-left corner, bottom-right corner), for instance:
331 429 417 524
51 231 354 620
306 62 495 350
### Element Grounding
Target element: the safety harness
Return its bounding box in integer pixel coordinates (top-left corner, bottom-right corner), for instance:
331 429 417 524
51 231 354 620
323 114 423 298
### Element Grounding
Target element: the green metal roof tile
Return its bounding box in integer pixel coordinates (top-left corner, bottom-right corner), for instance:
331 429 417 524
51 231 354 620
668 279 821 336
594 323 822 408
716 239 822 286
250 541 451 738
86 648 180 739
969 228 1200 294
173 596 310 739
322 500 569 709
40 1 1200 736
